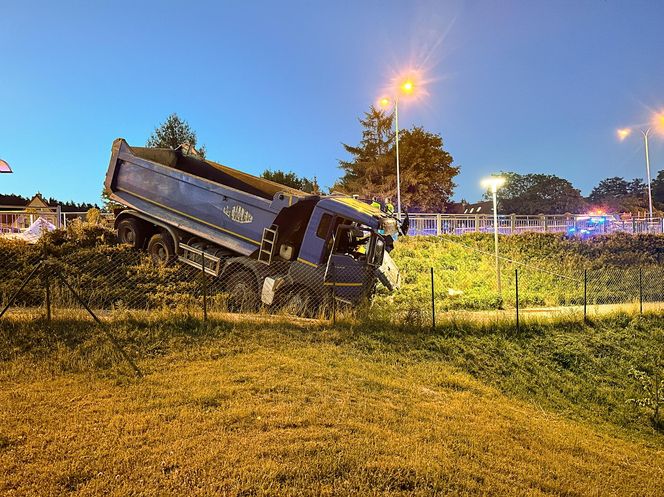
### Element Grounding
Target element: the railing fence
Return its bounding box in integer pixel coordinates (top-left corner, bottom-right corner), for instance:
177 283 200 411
406 213 664 236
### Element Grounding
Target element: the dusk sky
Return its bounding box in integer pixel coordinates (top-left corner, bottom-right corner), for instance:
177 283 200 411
2 0 663 206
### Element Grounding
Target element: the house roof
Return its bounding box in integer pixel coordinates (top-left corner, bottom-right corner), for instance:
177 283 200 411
27 193 50 208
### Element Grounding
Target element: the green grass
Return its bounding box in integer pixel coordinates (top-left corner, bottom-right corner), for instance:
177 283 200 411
1 312 662 495
375 233 664 312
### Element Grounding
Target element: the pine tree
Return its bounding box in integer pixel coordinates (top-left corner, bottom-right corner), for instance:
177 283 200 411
336 106 459 211
337 106 395 196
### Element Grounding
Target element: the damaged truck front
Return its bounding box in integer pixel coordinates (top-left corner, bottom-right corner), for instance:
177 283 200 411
104 138 400 314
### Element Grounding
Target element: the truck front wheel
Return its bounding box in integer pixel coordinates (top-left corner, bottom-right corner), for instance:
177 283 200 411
117 217 146 248
280 286 318 318
147 232 175 265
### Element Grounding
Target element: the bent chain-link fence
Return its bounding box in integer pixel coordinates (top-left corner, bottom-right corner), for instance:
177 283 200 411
0 247 376 321
1 244 663 328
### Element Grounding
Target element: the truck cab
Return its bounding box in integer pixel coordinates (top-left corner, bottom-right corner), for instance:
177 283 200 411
288 196 399 303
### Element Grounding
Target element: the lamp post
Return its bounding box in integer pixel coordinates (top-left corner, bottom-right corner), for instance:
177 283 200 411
642 128 654 219
617 113 664 220
0 159 11 174
481 176 506 295
379 79 414 219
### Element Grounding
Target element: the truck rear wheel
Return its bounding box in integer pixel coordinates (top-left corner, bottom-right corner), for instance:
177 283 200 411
147 232 175 265
225 269 259 312
117 217 146 249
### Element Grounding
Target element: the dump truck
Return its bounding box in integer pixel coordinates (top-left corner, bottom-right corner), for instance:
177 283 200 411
104 139 400 312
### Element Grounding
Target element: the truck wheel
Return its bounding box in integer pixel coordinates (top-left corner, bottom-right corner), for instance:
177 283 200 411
280 286 318 318
225 269 258 312
147 232 175 265
117 217 146 248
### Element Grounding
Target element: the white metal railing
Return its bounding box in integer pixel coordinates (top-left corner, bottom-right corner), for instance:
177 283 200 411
0 206 115 241
0 205 61 232
3 205 663 241
405 213 664 236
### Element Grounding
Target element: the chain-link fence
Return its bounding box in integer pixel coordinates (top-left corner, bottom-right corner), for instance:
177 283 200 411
2 241 662 330
0 245 382 322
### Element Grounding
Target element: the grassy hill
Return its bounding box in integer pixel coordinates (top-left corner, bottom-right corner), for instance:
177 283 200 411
378 232 664 312
1 313 662 495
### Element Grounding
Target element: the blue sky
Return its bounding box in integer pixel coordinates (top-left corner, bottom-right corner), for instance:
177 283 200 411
1 0 663 205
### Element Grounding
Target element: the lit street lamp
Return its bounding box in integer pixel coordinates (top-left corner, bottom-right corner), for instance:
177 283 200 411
379 79 415 219
617 112 664 219
617 127 653 218
481 176 506 295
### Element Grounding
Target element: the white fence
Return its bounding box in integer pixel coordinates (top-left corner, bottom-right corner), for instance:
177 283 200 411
3 206 663 241
0 206 61 233
407 213 664 236
0 207 114 242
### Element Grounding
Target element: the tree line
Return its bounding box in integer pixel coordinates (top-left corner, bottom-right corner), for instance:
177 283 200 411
31 112 663 215
0 193 98 212
487 172 664 215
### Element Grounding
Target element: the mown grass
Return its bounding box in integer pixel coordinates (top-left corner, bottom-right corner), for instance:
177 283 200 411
1 312 662 495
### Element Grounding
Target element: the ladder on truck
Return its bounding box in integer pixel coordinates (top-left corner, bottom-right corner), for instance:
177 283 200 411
258 225 278 264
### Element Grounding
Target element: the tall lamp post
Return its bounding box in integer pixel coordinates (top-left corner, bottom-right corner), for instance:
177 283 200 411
617 127 653 218
379 79 415 219
481 176 506 295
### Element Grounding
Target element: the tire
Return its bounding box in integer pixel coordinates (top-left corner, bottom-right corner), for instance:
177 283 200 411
147 232 175 266
117 217 146 249
279 286 318 318
225 268 259 312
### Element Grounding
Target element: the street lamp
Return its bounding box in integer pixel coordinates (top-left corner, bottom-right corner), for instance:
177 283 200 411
0 159 12 174
617 110 664 219
379 79 415 219
617 127 653 218
481 176 506 295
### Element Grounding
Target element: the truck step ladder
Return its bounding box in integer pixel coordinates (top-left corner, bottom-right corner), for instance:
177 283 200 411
258 225 278 265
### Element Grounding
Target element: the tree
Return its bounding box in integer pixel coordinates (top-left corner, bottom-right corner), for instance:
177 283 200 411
650 170 664 206
101 187 124 212
397 127 459 211
588 177 648 213
588 177 630 204
489 172 587 214
336 106 395 197
336 106 459 211
261 169 318 193
146 113 206 158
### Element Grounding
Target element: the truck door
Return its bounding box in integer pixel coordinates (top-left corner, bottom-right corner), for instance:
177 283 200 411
324 224 374 303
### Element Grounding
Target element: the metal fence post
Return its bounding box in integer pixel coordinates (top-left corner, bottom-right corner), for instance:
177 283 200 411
583 269 587 324
45 272 51 322
639 267 643 315
515 268 519 332
430 267 436 331
201 249 208 321
332 262 336 325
